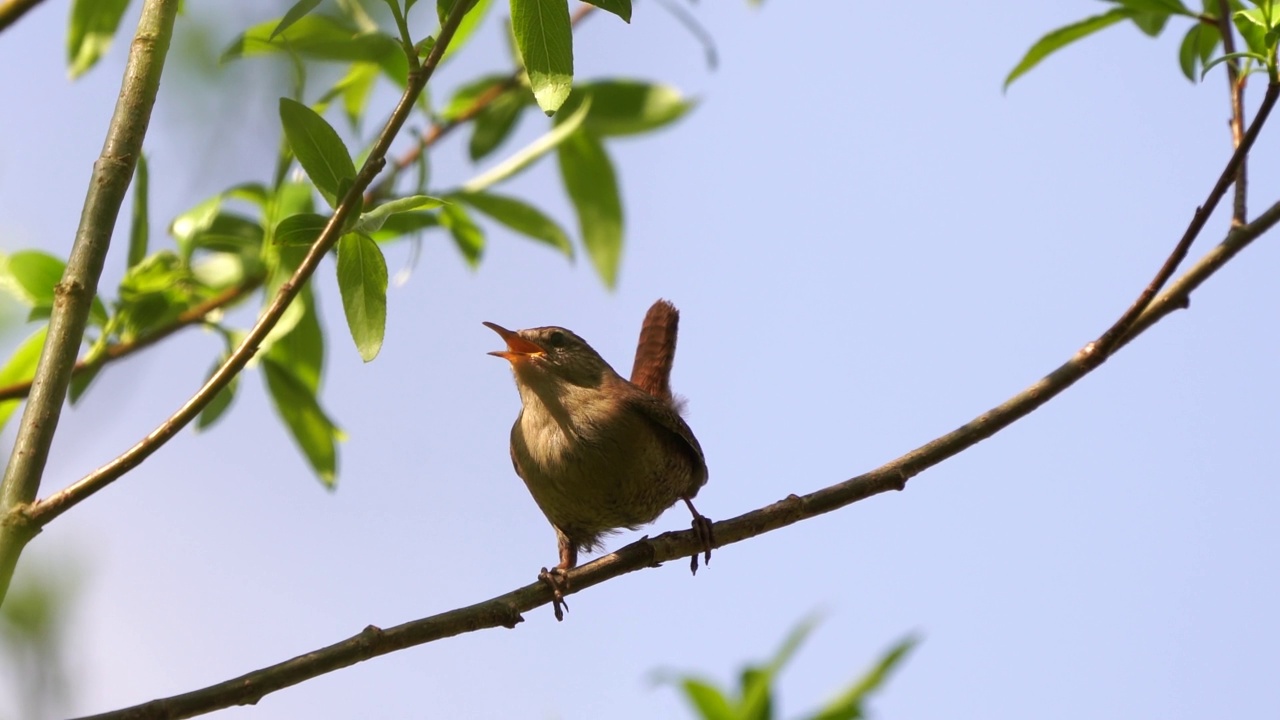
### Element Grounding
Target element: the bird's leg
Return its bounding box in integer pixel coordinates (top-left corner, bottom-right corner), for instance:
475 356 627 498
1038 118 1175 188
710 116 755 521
538 531 576 621
682 496 714 575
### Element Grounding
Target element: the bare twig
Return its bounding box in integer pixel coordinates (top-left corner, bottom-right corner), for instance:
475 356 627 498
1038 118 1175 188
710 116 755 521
0 278 262 403
1088 82 1278 361
74 87 1280 720
0 0 45 33
1217 0 1248 225
0 0 180 605
12 0 477 533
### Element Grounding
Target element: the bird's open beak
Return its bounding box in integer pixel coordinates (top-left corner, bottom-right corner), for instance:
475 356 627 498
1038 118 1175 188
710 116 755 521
483 321 545 362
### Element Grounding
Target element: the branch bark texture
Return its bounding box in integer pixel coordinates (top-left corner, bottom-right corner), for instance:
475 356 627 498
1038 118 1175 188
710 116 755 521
0 0 179 604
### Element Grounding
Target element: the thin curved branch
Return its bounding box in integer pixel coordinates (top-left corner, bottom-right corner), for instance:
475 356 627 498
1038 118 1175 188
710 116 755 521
0 278 262 403
1216 0 1247 225
74 86 1280 720
0 0 46 33
74 197 1280 720
14 0 478 532
0 0 180 605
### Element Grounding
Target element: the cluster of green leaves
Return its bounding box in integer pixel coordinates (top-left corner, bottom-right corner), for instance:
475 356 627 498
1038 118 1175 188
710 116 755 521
1006 0 1280 89
664 618 917 720
6 0 699 487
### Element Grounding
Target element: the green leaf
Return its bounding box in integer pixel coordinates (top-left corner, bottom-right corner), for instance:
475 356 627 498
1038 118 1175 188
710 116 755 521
807 636 919 720
368 211 441 242
196 354 239 431
1179 22 1221 81
275 213 333 246
128 154 149 268
511 0 574 114
0 251 66 309
265 287 324 392
223 14 401 66
577 80 695 136
678 678 735 720
439 203 486 266
352 195 445 234
442 74 510 119
455 191 573 256
68 362 101 405
1113 0 1192 15
336 234 388 362
0 327 48 433
461 96 591 192
1004 8 1131 89
263 358 341 487
1130 10 1170 36
470 91 530 160
271 0 324 40
557 130 622 287
334 61 380 127
279 97 357 208
1234 8 1269 54
116 251 195 340
67 0 130 78
170 195 223 258
581 0 631 23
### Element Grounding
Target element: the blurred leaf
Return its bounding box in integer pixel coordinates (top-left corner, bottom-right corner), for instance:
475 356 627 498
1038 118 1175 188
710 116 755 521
807 635 919 720
116 251 196 340
442 74 510 119
276 212 333 246
170 194 223 259
68 362 102 405
279 97 357 208
577 80 694 136
439 203 485 266
67 0 130 78
189 213 266 256
271 0 324 40
738 614 821 720
0 250 108 327
461 96 591 192
470 91 529 160
511 0 574 114
196 353 239 430
557 130 622 287
582 0 631 23
336 234 388 361
128 154 149 268
1113 0 1191 15
1130 10 1169 36
223 14 400 65
1005 8 1131 89
334 61 380 127
440 0 494 63
263 358 341 487
455 191 573 256
1234 8 1269 55
1179 22 1221 81
265 288 324 392
353 195 445 234
0 327 47 432
678 678 735 720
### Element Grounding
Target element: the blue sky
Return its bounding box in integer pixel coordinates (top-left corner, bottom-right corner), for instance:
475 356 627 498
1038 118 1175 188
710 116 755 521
2 1 1279 718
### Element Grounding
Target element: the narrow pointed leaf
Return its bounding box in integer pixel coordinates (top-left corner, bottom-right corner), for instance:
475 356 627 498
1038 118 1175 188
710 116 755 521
336 234 388 362
271 0 324 39
1004 8 1131 89
440 203 486 266
557 130 622 287
579 80 695 136
352 195 445 234
511 0 574 113
279 97 357 207
807 635 919 720
275 212 333 246
440 0 494 62
455 191 572 256
263 358 341 487
67 0 130 78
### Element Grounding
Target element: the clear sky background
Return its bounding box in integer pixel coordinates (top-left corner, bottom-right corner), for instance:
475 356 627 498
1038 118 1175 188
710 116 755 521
2 1 1278 718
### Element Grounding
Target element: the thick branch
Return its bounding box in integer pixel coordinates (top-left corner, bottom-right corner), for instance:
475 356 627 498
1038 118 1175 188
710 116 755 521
0 278 262 403
75 91 1280 720
0 0 179 604
13 0 476 532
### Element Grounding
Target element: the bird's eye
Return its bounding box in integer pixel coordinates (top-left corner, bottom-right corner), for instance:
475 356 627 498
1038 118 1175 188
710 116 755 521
547 331 567 349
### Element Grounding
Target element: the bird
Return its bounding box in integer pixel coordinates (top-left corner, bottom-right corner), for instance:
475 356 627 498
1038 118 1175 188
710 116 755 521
485 300 712 620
